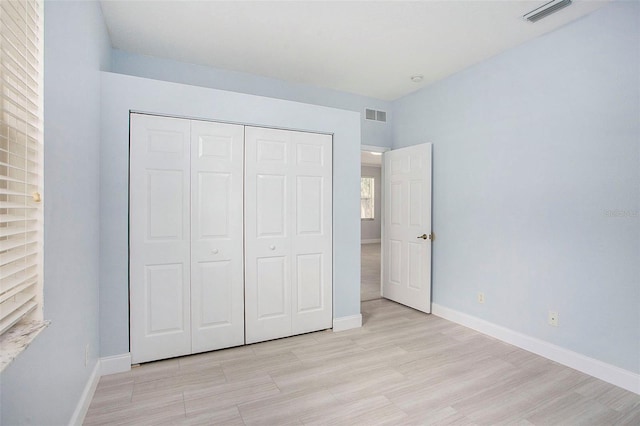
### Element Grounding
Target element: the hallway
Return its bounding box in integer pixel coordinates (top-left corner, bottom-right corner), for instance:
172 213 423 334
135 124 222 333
361 243 381 302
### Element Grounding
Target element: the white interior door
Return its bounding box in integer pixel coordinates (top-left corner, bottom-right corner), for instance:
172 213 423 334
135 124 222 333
190 121 245 353
382 143 432 313
130 114 191 364
245 127 332 344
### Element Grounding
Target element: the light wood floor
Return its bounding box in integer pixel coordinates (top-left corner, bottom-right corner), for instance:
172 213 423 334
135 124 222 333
361 243 381 302
85 299 640 425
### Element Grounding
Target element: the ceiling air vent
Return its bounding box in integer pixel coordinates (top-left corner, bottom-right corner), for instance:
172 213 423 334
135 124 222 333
523 0 572 23
365 108 387 123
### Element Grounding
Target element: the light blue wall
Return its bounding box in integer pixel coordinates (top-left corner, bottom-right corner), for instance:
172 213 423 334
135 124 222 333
111 49 392 148
392 1 639 373
99 73 361 357
1 1 111 424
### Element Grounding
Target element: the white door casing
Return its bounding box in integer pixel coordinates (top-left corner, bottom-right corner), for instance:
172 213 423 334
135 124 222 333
190 121 245 353
382 143 432 313
130 114 192 364
244 127 333 344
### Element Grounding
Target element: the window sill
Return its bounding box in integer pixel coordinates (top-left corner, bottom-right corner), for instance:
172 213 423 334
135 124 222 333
361 218 375 221
0 320 50 373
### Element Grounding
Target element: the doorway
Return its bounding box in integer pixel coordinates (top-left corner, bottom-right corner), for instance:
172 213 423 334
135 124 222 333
360 143 433 313
360 146 387 301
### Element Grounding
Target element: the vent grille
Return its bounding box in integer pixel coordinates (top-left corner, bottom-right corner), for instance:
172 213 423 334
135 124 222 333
365 108 387 123
365 108 376 120
524 0 572 23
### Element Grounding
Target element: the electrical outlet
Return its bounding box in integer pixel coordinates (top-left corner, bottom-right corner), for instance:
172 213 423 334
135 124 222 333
477 292 485 304
548 311 559 327
85 343 90 367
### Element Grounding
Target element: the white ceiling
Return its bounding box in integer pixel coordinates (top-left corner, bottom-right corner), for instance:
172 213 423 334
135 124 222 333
100 1 610 101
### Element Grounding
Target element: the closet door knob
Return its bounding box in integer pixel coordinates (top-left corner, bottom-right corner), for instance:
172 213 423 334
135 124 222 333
211 249 219 254
269 245 276 250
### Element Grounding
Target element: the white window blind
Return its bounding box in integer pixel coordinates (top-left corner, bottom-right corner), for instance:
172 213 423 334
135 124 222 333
0 0 43 336
360 177 374 220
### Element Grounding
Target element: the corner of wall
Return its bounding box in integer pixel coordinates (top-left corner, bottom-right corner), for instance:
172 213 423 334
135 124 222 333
333 314 363 332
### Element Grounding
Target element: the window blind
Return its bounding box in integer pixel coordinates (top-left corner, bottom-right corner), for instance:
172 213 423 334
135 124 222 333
0 0 43 335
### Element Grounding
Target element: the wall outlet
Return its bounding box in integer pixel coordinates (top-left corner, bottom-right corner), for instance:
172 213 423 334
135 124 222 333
477 292 485 304
85 343 90 367
548 311 559 327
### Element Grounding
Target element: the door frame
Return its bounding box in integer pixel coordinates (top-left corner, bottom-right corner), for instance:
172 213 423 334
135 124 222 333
361 143 434 309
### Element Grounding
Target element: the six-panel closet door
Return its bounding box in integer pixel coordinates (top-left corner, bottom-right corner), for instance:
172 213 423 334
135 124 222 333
130 115 192 364
190 120 245 354
130 114 245 364
130 114 333 363
244 127 333 344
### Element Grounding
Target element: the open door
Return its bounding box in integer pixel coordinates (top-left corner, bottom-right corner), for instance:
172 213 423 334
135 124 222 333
382 143 432 313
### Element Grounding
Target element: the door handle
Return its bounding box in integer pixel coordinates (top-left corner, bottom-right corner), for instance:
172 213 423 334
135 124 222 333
417 233 435 241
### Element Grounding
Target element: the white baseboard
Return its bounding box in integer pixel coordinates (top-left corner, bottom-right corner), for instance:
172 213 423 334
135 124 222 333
69 353 132 425
333 314 362 332
100 352 131 376
432 303 640 395
68 360 100 426
361 239 381 244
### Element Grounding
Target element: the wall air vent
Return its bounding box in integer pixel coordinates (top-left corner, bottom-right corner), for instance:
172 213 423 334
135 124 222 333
523 0 572 23
365 108 387 123
365 108 376 120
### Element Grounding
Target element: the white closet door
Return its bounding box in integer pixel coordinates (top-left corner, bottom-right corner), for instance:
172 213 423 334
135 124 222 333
190 121 245 353
245 127 292 343
245 127 332 344
130 114 191 364
291 131 333 335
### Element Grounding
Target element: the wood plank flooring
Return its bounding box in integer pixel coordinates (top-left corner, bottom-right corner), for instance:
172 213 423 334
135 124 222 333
361 243 381 302
85 299 640 425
